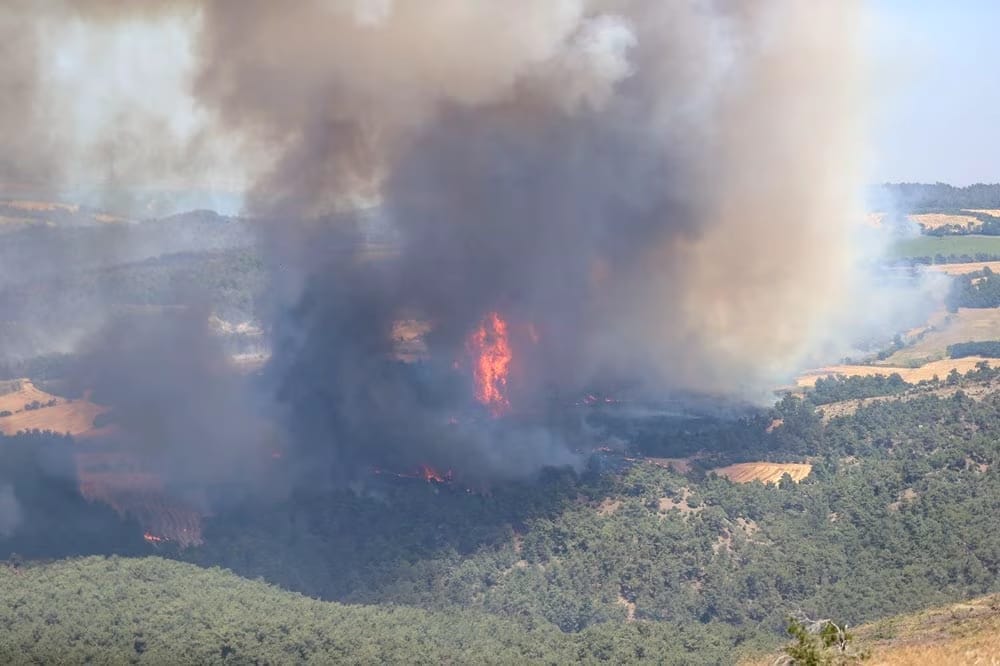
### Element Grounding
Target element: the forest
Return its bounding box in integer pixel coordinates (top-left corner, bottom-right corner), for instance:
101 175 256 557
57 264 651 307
1 363 998 663
875 182 1000 211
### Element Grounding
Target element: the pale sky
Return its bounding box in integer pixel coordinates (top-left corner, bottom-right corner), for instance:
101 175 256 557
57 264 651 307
867 1 1000 185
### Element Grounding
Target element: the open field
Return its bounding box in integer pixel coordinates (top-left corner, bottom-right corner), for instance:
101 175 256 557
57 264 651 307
0 379 108 436
0 379 59 414
883 308 1000 365
963 208 1000 217
711 462 812 484
927 260 1000 275
0 400 109 436
908 213 981 230
743 593 1000 666
890 234 1000 260
797 356 993 387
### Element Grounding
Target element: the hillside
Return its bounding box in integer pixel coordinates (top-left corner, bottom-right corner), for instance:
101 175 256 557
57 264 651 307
744 592 1000 665
0 556 722 664
0 379 107 436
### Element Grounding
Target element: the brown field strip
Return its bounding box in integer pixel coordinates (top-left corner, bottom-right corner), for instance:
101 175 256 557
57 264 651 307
908 213 981 229
797 357 993 388
712 462 812 485
0 401 109 436
926 260 1000 275
0 379 109 436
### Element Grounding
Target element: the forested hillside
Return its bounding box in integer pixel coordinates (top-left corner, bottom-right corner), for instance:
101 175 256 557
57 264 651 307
3 366 997 663
0 556 688 664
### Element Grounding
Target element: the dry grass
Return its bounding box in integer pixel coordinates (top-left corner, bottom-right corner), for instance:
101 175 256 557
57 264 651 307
908 213 981 230
0 401 109 436
0 379 108 436
858 596 1000 665
963 208 1000 217
796 357 994 388
712 462 812 485
5 199 79 213
883 308 1000 366
742 594 1000 666
0 379 59 414
927 260 1000 275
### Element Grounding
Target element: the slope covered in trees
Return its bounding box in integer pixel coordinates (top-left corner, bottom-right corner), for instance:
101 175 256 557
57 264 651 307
1 371 999 663
0 556 752 664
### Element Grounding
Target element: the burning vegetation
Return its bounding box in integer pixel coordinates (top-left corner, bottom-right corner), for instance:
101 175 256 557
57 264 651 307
466 312 512 416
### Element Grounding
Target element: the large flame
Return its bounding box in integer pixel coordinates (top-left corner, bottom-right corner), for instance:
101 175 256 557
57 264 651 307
466 312 511 416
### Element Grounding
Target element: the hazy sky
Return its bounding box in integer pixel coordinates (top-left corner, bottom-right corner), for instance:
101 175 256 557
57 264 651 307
22 2 999 199
868 1 1000 185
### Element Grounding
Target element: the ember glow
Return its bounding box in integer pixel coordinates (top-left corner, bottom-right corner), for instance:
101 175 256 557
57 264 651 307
467 312 512 416
143 532 165 545
418 464 453 484
372 464 453 484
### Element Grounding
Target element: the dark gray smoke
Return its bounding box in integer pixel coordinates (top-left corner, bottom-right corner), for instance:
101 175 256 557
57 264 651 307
203 1 871 482
5 1 926 490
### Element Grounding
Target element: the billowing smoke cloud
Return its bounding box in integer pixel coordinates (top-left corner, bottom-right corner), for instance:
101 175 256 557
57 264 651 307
187 0 875 480
3 1 933 488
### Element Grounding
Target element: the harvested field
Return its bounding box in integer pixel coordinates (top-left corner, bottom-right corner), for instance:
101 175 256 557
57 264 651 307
712 462 811 485
908 213 981 230
0 400 109 436
883 308 1000 366
0 379 59 414
0 379 110 436
963 208 1000 217
926 260 1000 275
797 357 993 387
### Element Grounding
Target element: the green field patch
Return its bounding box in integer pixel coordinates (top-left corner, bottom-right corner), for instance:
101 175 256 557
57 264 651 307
890 234 1000 260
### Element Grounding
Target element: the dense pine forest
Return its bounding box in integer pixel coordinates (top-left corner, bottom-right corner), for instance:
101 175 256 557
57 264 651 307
1 364 998 663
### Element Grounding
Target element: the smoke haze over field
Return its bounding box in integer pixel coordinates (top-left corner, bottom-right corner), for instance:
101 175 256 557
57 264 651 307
0 1 933 486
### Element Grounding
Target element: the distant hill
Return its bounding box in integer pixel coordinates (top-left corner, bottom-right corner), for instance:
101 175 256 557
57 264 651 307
874 183 1000 212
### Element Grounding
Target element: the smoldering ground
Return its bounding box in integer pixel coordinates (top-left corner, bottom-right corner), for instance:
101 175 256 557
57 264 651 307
0 1 941 494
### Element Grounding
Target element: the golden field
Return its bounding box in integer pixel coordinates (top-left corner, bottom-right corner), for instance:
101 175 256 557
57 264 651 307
711 462 812 485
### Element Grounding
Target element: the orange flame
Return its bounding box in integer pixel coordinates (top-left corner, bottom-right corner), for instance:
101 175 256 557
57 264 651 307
143 532 165 545
467 312 511 416
418 464 453 483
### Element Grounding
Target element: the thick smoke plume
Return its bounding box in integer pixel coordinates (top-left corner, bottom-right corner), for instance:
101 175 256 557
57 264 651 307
196 0 870 481
5 1 914 488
